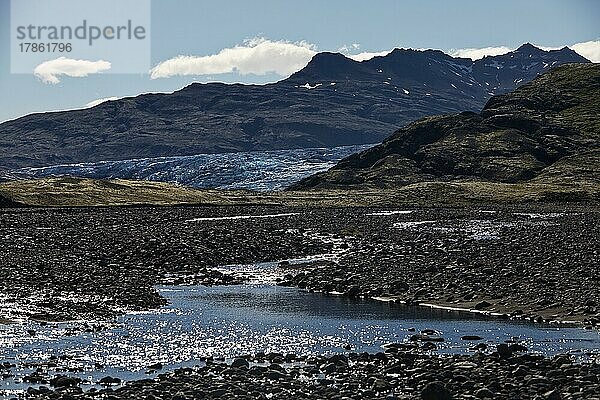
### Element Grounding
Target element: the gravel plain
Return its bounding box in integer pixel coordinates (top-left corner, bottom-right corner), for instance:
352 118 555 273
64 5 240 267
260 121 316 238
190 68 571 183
0 204 599 399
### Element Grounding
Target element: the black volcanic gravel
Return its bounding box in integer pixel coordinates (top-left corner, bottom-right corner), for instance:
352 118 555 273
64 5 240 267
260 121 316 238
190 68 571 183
1 204 599 399
0 205 598 324
0 206 331 321
21 349 600 400
279 206 600 326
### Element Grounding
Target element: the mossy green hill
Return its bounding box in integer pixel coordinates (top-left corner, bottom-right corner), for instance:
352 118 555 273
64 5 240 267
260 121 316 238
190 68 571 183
292 64 600 193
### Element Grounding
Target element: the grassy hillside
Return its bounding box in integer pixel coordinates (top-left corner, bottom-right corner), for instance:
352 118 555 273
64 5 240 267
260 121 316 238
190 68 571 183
0 178 244 207
1 176 597 208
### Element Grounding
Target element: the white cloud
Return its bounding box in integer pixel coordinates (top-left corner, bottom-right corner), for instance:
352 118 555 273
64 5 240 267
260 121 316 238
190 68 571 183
338 42 392 62
338 43 362 53
347 50 393 62
34 57 111 84
84 96 120 108
150 37 317 79
449 46 513 60
569 40 600 62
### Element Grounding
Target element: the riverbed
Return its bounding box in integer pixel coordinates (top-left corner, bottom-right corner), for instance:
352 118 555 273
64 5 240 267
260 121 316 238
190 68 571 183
2 265 599 398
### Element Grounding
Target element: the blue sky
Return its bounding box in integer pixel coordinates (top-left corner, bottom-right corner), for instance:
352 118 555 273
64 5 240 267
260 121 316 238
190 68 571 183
0 0 599 122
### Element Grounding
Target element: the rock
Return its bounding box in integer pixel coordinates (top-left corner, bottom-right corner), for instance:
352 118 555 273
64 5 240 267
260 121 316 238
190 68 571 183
231 358 250 368
508 343 528 352
283 274 293 281
270 356 285 364
269 363 285 372
265 370 287 380
453 361 478 370
322 363 337 374
475 388 495 398
421 381 452 400
346 285 361 297
23 373 48 384
38 386 50 394
249 366 267 376
544 389 561 400
99 376 121 385
50 375 80 388
329 354 348 365
474 301 492 310
453 375 471 383
411 334 444 342
210 389 228 397
390 280 410 293
461 335 484 341
527 376 551 386
496 344 512 358
512 366 529 376
3 201 600 400
422 342 438 350
372 378 391 391
26 387 40 396
147 362 163 370
266 352 284 361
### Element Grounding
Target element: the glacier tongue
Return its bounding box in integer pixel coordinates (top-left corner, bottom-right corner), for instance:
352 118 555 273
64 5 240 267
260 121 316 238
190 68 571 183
3 144 374 192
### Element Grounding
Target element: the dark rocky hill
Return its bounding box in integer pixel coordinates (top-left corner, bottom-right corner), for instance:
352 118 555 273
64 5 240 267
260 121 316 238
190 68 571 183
291 63 600 190
0 44 588 169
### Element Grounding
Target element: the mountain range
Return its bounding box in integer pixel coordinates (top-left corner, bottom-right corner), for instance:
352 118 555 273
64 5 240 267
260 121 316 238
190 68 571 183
291 63 600 192
0 44 589 170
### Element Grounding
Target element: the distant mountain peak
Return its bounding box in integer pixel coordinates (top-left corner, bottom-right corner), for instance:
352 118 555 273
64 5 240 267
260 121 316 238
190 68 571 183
385 47 448 60
516 42 542 53
308 51 352 64
302 52 356 71
287 52 358 82
555 45 588 60
511 43 588 62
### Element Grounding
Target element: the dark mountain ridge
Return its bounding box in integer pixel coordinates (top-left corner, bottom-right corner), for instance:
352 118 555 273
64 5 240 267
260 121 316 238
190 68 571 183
0 44 589 170
291 63 600 190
